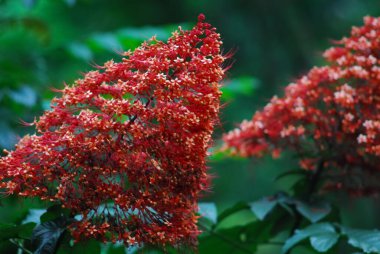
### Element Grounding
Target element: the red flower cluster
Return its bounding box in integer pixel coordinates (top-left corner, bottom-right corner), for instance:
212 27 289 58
0 14 225 247
223 16 380 196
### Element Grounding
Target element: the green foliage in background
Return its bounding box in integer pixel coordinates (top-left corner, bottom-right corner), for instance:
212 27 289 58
2 0 380 253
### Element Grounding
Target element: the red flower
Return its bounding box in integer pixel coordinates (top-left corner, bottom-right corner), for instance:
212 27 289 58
0 14 225 247
223 16 380 196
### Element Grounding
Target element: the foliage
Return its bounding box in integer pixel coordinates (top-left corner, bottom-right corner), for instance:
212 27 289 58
1 14 225 249
1 0 380 254
221 15 380 254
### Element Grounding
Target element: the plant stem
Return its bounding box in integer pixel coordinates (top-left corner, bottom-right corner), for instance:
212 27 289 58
286 159 325 254
306 159 324 200
9 239 33 254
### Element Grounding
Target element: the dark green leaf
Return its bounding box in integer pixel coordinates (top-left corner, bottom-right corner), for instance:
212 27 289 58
0 222 36 241
32 217 72 254
199 223 258 254
291 177 309 194
0 123 17 149
274 169 308 182
295 201 331 223
310 233 339 252
106 245 125 254
63 239 100 254
221 76 259 100
57 235 102 254
23 0 36 8
134 245 166 254
40 205 70 223
63 0 76 6
20 17 50 44
278 202 295 217
118 26 172 41
208 148 231 162
7 85 37 107
217 202 249 224
341 226 380 253
250 196 277 220
282 223 337 254
275 191 294 204
201 213 283 253
88 33 122 52
18 223 37 239
67 42 93 61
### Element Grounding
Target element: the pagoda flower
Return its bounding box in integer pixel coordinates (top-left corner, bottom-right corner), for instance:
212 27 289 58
223 16 380 197
0 14 226 248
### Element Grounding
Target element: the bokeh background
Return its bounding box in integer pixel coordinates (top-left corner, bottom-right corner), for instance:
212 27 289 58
1 0 380 253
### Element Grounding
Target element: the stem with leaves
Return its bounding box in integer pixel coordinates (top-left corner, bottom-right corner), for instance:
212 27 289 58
286 159 325 254
9 239 33 254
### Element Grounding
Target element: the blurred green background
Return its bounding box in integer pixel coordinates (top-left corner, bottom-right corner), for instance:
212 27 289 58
1 0 380 253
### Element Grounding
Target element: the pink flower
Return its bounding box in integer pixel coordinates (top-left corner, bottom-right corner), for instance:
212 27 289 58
223 16 380 197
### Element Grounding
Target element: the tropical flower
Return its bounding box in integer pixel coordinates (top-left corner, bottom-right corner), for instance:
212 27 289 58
0 14 225 248
223 16 380 196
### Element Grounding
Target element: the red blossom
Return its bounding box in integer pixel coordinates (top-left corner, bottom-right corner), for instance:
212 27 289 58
223 16 380 196
0 14 225 248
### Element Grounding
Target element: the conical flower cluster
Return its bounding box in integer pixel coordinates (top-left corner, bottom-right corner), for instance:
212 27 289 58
224 16 380 196
0 14 225 247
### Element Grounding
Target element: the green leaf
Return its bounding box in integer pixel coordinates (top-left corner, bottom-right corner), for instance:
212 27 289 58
282 223 337 254
19 17 50 44
274 169 308 182
341 226 380 253
0 222 36 241
68 239 101 254
221 76 259 100
67 42 93 61
40 205 71 223
88 33 123 52
57 237 102 254
208 148 231 161
198 203 217 224
104 245 125 254
7 85 37 107
63 0 76 6
250 196 277 220
118 27 171 41
201 214 283 254
291 176 309 194
42 99 52 110
0 123 17 149
217 202 249 224
275 191 294 204
18 222 37 239
295 201 331 223
310 233 339 252
23 0 37 8
199 223 258 254
278 202 295 216
32 217 72 254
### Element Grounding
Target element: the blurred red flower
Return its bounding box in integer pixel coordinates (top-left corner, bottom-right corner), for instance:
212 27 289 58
223 16 380 197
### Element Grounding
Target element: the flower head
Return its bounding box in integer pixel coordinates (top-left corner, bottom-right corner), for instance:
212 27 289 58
223 16 380 196
0 14 225 247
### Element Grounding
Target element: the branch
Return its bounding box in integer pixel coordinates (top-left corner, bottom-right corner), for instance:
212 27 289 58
286 159 325 254
9 239 33 254
306 159 324 199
